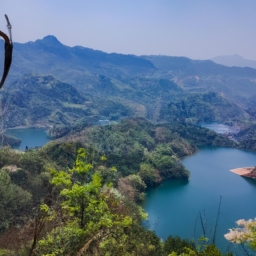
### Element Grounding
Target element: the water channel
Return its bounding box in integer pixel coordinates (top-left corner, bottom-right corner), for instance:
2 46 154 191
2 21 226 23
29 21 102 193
143 146 256 254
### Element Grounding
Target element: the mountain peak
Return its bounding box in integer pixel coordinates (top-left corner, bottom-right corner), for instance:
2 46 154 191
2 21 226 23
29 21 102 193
42 35 60 42
35 35 62 46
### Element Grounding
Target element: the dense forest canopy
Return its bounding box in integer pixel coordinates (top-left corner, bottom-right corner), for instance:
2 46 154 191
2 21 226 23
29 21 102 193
0 117 250 255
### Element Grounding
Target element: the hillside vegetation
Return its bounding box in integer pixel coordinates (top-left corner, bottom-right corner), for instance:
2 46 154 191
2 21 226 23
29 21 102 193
0 73 250 130
0 73 131 129
62 118 236 183
0 117 237 255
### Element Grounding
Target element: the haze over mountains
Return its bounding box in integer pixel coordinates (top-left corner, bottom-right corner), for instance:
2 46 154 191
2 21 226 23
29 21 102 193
211 54 256 69
0 35 256 129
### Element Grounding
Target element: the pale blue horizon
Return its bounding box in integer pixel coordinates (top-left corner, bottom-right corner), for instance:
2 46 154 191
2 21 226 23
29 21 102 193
1 0 256 60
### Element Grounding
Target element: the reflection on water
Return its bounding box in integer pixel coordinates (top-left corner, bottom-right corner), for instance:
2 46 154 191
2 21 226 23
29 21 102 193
242 176 256 187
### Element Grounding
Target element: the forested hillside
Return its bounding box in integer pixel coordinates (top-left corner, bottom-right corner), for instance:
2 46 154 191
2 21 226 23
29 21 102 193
0 117 237 255
143 55 256 109
0 35 255 130
0 73 131 129
0 71 251 131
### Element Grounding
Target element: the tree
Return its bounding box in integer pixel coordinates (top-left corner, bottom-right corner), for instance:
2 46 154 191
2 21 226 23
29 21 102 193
164 236 232 256
34 148 153 255
225 218 256 252
0 170 32 231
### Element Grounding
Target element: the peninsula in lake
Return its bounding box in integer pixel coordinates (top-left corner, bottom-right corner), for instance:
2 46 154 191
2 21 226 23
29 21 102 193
230 166 256 179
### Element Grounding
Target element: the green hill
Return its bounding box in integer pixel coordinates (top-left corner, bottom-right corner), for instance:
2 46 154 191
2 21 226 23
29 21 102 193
0 73 131 129
143 55 256 109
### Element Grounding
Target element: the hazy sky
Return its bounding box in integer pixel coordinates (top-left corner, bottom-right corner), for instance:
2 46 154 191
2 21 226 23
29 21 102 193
1 0 256 60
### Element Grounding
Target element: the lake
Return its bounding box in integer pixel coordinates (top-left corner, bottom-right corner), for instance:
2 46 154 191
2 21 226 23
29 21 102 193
4 128 51 150
199 122 239 134
143 146 256 254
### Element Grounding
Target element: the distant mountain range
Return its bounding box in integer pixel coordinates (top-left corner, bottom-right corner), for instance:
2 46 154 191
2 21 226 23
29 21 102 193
3 35 156 89
1 36 256 104
0 35 255 129
211 54 256 69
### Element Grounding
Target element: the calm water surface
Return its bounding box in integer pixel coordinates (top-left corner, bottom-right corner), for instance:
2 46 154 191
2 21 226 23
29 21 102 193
5 128 51 150
143 146 256 253
199 122 239 134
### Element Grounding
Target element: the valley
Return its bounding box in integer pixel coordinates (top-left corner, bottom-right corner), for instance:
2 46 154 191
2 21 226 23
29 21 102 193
0 35 256 151
0 35 256 255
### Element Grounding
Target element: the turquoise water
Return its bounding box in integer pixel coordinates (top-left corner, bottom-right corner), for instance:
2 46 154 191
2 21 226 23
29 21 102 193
143 146 256 253
4 128 51 150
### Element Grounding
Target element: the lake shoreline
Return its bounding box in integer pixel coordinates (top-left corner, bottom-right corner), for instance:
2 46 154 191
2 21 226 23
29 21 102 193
3 128 51 151
230 167 256 179
6 125 50 130
144 146 256 253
